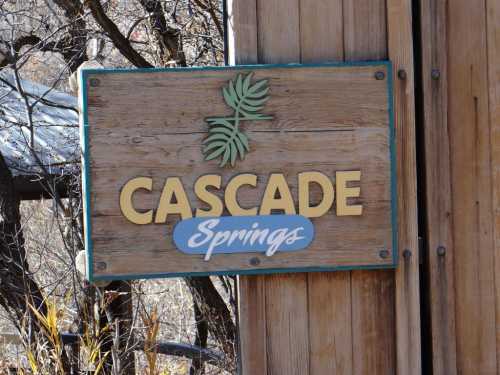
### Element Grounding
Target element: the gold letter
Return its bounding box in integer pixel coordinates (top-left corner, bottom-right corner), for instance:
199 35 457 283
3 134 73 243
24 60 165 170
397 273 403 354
298 172 334 218
260 174 296 215
336 171 363 216
120 177 153 224
225 174 258 216
195 175 223 217
155 177 192 222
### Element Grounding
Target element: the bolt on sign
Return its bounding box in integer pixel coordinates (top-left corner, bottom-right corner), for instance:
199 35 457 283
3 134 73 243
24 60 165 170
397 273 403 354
79 62 396 281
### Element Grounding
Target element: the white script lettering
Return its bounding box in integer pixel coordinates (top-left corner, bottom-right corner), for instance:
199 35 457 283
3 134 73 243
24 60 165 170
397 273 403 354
186 219 305 261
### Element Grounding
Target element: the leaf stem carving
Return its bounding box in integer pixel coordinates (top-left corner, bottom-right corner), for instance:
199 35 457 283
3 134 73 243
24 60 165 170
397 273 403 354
202 72 273 167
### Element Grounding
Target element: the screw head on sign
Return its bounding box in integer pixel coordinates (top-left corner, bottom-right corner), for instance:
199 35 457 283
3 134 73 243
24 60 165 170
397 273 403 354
374 71 385 80
403 249 412 259
398 69 407 80
95 261 107 271
379 249 390 259
437 246 446 257
89 78 100 87
431 69 441 80
249 257 261 266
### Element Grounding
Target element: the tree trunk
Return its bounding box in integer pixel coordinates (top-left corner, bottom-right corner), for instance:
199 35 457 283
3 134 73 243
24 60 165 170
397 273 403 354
185 277 236 371
0 152 73 372
100 281 136 375
0 152 45 330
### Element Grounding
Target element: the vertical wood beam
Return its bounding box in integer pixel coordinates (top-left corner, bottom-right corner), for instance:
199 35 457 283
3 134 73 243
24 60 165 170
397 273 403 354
265 274 309 375
344 0 387 61
351 273 396 374
343 1 398 374
299 0 344 63
251 2 310 373
386 0 421 374
228 1 268 373
233 1 308 373
486 0 500 370
447 0 497 373
256 0 300 64
237 276 267 374
226 0 257 65
307 272 352 374
299 2 354 374
229 0 420 373
418 0 458 373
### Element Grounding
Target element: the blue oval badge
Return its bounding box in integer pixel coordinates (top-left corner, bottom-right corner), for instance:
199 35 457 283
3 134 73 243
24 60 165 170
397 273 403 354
173 215 314 261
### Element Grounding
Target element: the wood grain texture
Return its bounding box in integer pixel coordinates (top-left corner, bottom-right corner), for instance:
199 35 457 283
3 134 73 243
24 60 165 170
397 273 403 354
238 276 267 374
265 274 309 375
486 0 500 371
351 271 395 374
343 1 400 374
85 65 394 277
229 0 420 373
226 0 257 65
448 0 498 373
419 0 500 373
300 0 344 63
386 0 421 374
301 6 353 374
243 2 308 373
87 67 390 135
343 0 387 61
256 0 300 64
228 2 268 373
307 272 352 374
418 0 458 373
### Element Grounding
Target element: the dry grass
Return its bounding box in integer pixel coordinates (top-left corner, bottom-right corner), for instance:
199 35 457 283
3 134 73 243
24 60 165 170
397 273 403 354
0 201 233 374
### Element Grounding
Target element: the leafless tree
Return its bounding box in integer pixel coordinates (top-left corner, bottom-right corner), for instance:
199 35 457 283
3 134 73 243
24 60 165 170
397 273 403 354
0 1 235 373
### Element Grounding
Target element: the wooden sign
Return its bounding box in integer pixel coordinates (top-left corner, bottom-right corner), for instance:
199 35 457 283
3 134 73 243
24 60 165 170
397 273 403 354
79 62 396 281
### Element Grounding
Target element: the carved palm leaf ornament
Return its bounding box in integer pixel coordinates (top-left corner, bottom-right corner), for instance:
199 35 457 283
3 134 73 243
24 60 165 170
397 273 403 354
202 72 273 167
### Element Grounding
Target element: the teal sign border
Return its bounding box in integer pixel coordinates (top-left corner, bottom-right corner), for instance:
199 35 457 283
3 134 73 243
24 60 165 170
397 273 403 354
79 61 397 282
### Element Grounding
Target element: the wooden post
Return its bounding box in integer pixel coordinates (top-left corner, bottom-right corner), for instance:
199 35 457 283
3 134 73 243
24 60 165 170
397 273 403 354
419 0 500 373
418 0 457 373
488 0 500 370
228 0 420 373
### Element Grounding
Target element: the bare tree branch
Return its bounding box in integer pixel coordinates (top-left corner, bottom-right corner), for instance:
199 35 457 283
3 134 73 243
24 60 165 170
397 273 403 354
51 0 88 72
85 0 153 68
138 0 186 66
192 0 223 38
185 276 236 371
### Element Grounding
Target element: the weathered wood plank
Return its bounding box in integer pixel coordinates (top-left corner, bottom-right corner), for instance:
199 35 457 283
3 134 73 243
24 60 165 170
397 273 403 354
307 272 352 374
447 0 498 374
256 0 300 64
299 3 355 374
386 0 421 373
343 0 387 61
351 272 395 374
418 0 458 373
87 66 389 134
229 0 421 373
226 2 268 373
92 217 391 277
238 276 267 374
265 274 309 375
343 0 399 373
250 2 308 372
299 0 344 63
486 0 500 370
226 0 257 65
88 128 390 173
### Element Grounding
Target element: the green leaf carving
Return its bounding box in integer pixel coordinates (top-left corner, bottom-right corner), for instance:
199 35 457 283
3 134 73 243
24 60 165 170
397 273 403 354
203 72 273 167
